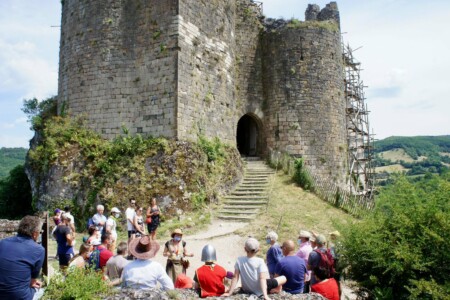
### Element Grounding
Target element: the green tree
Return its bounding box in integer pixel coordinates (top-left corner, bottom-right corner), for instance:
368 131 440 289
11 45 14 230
0 165 33 219
339 175 450 299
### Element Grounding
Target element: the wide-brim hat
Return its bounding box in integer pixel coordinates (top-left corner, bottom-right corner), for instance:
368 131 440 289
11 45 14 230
329 230 341 237
299 230 311 238
128 235 160 260
171 228 183 238
111 207 121 213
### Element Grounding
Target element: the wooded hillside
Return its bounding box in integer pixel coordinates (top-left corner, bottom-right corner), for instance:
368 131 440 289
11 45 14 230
0 147 27 178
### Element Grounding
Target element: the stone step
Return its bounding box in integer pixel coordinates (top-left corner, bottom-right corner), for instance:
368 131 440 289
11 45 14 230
224 195 268 200
218 209 259 214
222 205 266 210
223 200 268 205
231 191 266 196
217 214 256 221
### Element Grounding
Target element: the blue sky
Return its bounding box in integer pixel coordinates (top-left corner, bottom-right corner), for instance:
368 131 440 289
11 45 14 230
0 0 449 148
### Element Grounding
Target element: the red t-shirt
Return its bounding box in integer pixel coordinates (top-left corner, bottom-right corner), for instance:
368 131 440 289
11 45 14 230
98 245 113 268
311 278 339 300
196 264 226 297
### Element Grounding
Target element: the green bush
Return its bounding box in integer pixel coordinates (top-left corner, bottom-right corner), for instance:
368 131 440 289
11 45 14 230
293 158 313 190
338 175 450 299
43 267 111 300
0 165 33 219
197 135 225 162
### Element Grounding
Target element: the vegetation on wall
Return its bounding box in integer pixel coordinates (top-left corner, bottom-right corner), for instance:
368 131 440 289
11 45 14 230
287 19 339 32
23 97 242 225
338 173 450 299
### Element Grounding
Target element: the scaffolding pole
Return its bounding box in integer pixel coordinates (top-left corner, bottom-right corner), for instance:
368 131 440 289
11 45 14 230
342 42 375 202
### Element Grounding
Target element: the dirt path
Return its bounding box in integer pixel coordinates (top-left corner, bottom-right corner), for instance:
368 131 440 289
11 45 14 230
152 220 248 279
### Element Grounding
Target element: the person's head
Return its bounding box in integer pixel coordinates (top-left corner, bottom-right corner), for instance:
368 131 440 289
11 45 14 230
64 206 71 213
96 204 104 215
61 213 71 224
310 236 317 249
18 216 42 241
54 208 61 216
129 198 136 208
136 206 144 215
79 243 91 259
117 241 128 256
298 230 311 245
313 267 330 281
315 234 327 248
151 197 157 206
201 244 217 263
171 229 183 243
101 232 112 245
88 225 98 236
244 237 260 256
266 231 278 245
111 207 121 218
281 240 296 256
128 235 160 260
329 231 340 241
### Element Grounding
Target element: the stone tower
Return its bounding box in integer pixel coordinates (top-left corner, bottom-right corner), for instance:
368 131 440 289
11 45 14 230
58 0 347 185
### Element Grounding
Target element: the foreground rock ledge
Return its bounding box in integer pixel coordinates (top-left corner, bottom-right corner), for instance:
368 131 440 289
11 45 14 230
103 288 327 300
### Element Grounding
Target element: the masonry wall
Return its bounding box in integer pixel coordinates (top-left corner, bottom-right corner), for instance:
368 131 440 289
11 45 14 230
176 0 237 143
58 0 179 139
261 25 347 184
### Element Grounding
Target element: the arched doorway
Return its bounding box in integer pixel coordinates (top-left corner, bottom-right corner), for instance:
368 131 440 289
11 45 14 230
236 114 260 156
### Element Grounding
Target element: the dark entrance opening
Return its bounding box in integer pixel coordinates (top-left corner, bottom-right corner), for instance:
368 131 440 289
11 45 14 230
236 114 259 156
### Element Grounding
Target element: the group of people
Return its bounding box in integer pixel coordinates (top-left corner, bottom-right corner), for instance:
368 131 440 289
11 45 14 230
0 206 340 300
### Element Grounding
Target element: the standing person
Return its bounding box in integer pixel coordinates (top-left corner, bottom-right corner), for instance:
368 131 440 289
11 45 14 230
105 242 130 285
86 225 100 246
121 235 174 290
125 199 136 243
53 208 62 226
265 231 283 278
308 234 334 286
163 228 194 283
311 267 339 300
274 240 307 294
64 205 76 234
0 216 45 300
222 238 286 300
194 244 227 298
133 206 146 238
146 197 161 240
54 213 75 270
296 230 313 292
105 207 120 253
92 204 107 233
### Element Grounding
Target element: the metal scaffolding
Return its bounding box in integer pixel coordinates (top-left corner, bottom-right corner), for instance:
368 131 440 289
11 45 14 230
342 43 375 200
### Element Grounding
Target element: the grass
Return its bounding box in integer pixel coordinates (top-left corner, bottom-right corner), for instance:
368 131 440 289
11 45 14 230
238 171 356 255
379 148 416 163
375 164 407 173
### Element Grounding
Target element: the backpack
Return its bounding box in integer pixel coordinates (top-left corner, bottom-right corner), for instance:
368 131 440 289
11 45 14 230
87 218 95 231
314 248 336 278
88 247 105 271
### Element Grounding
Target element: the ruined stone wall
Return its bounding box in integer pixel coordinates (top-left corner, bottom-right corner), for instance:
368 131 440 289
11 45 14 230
58 0 179 139
0 219 19 239
176 0 237 143
234 0 266 153
261 24 347 184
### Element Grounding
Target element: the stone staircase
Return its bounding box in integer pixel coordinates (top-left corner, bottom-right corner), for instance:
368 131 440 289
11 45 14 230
217 158 274 221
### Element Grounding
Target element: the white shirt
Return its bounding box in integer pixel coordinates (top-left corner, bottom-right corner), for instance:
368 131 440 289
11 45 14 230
125 208 136 231
106 217 117 241
122 259 174 290
235 256 268 297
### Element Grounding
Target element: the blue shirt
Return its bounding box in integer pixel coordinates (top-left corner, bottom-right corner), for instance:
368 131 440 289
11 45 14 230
54 224 74 255
266 243 283 275
0 234 45 300
274 255 307 294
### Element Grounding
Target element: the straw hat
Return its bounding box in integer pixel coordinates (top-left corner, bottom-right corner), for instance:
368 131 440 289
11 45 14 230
128 235 160 260
171 228 183 238
298 230 311 238
329 230 341 237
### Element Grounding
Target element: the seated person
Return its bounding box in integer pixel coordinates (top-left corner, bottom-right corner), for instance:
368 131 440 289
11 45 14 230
222 238 286 300
311 267 340 300
68 243 92 269
121 235 174 290
194 244 227 297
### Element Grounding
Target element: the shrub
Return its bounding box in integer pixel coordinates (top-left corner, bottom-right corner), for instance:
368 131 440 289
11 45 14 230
43 267 112 299
293 158 313 190
338 175 450 299
0 165 33 219
197 135 225 162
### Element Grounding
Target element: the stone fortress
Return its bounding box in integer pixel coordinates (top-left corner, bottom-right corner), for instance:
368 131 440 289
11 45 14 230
58 0 351 187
